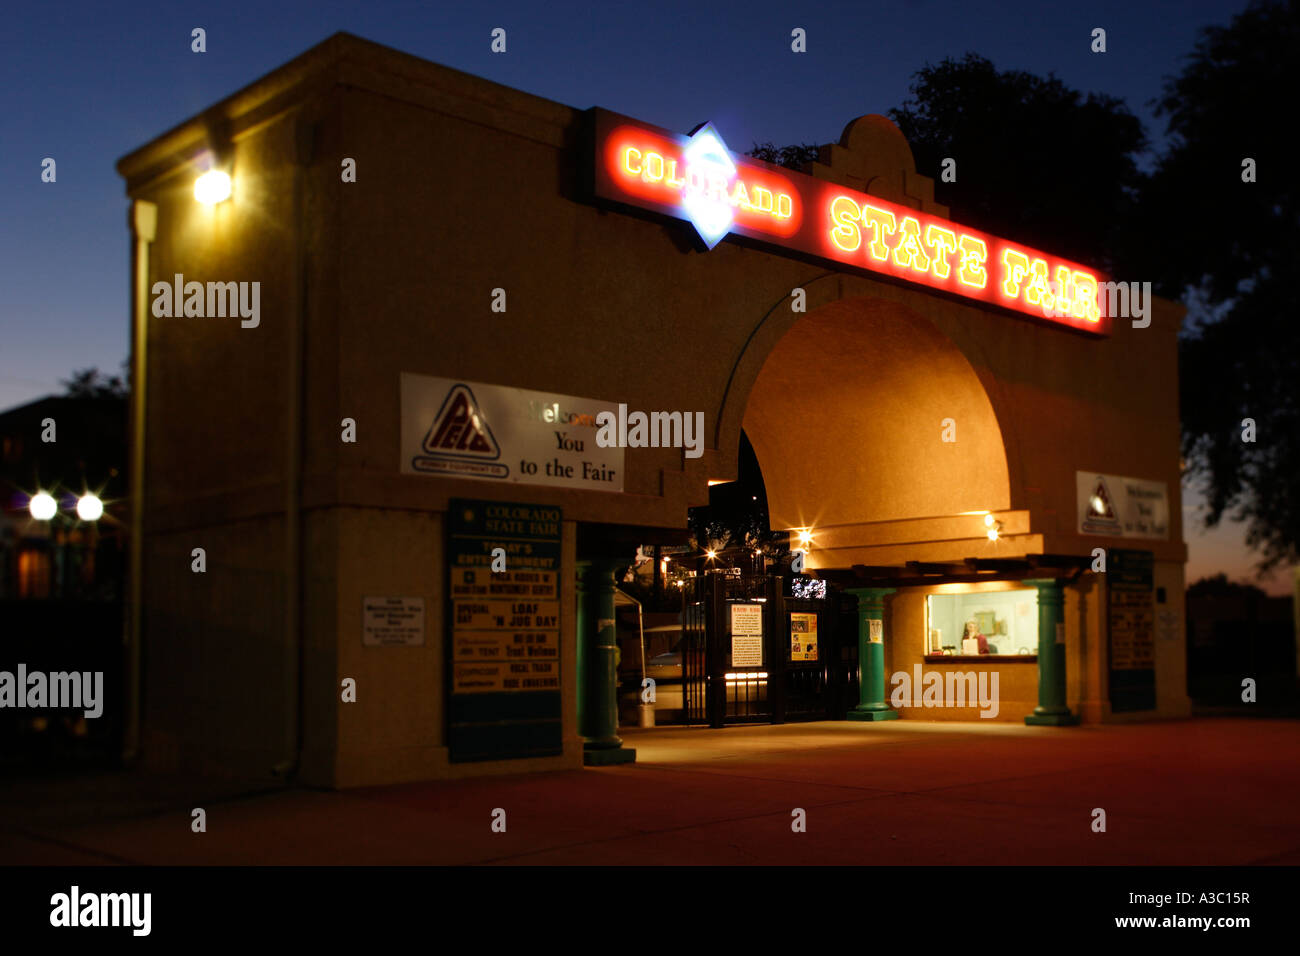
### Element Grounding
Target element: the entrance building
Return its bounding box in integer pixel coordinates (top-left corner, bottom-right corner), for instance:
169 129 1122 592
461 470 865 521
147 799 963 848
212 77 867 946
117 33 1189 788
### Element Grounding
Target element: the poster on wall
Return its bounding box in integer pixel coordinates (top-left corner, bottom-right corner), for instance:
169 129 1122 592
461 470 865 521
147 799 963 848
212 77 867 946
730 603 763 667
1077 471 1169 539
402 373 624 492
790 612 818 662
1107 548 1157 713
447 498 562 762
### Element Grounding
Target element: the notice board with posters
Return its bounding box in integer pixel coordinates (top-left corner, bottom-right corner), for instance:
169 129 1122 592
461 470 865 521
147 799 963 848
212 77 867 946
790 612 819 662
447 498 562 762
1107 548 1157 712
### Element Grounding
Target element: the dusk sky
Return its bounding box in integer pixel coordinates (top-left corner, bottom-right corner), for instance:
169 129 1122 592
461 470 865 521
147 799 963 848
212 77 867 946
1 0 1285 592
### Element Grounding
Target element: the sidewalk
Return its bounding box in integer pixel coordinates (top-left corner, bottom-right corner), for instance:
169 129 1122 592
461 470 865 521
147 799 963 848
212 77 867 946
2 718 1298 865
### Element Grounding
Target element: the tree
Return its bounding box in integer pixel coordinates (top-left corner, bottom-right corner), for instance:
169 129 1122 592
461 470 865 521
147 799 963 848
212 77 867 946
889 54 1147 275
1186 573 1268 600
748 141 820 172
61 365 128 400
1142 0 1300 571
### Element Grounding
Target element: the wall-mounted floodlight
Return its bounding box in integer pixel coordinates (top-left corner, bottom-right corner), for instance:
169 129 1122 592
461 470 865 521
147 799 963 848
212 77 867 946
29 492 57 521
194 169 232 205
76 494 104 521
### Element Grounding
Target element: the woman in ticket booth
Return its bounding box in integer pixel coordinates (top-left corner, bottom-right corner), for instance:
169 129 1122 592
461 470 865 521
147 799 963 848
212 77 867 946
962 620 990 655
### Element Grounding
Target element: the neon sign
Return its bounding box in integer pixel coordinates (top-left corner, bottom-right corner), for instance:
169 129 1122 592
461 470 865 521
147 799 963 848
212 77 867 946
591 109 1108 334
603 121 801 248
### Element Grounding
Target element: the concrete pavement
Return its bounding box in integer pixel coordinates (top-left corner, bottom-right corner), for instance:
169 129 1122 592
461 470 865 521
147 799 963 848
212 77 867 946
2 717 1298 865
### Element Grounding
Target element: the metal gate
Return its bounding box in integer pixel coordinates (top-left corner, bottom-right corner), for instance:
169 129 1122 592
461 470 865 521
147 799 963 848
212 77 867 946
682 571 857 727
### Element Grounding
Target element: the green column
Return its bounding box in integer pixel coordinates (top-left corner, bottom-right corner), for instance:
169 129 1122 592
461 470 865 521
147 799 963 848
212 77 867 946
845 588 897 721
1023 578 1080 726
576 558 635 765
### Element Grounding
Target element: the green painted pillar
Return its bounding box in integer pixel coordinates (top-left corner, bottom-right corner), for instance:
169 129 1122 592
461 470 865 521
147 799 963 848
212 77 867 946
845 587 897 721
576 557 635 765
1024 578 1080 726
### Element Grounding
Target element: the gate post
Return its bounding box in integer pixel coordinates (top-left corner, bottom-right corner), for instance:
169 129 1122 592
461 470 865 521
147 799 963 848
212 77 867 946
576 557 636 764
706 572 727 728
1023 578 1080 726
845 587 897 721
768 575 786 724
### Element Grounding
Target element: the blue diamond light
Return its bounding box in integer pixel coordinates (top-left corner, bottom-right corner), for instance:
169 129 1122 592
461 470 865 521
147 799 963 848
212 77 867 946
680 123 736 250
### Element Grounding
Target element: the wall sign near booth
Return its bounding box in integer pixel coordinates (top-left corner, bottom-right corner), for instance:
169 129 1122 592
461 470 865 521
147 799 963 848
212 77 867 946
1107 548 1157 713
1077 472 1169 539
401 373 624 491
361 597 425 646
447 498 562 762
591 108 1110 335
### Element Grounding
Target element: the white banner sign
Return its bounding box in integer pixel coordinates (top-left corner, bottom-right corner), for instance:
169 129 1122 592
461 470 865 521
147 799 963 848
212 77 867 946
1076 471 1169 539
401 373 624 491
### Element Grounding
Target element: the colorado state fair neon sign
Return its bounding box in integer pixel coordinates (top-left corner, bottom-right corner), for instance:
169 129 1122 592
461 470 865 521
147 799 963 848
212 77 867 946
591 109 1109 334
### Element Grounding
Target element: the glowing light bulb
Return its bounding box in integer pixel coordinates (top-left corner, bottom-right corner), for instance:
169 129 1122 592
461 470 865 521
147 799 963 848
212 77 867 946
76 494 104 521
29 492 56 520
194 169 231 204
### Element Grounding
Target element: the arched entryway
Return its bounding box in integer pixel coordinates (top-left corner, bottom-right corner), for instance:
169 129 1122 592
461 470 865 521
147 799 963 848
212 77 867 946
741 295 1012 539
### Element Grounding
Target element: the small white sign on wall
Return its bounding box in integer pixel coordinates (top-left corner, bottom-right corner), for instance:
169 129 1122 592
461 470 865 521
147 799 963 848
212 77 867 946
362 597 426 646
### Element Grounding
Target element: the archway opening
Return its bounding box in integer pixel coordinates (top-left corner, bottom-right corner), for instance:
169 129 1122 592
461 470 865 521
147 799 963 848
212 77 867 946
741 296 1012 562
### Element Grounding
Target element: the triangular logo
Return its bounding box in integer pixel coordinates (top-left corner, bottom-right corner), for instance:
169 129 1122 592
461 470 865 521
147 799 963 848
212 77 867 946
1081 475 1122 534
422 385 500 460
1088 479 1116 519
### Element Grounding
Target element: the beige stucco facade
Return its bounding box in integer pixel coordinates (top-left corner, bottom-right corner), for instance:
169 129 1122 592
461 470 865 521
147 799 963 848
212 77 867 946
118 33 1190 788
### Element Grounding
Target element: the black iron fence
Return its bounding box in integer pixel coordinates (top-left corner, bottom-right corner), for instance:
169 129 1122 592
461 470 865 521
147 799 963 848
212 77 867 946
682 571 859 727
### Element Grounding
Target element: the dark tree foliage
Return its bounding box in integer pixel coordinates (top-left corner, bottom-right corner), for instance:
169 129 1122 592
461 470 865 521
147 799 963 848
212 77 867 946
1186 573 1268 600
747 141 820 172
889 53 1147 275
686 432 787 560
1143 0 1300 570
61 366 128 399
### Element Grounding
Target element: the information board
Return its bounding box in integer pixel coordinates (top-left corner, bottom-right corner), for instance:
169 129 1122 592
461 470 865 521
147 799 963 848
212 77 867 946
790 612 818 662
447 498 562 762
1107 549 1157 712
729 603 763 667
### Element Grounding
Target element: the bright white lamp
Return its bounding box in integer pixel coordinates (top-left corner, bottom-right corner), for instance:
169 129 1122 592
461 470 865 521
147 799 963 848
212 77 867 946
29 492 56 521
76 494 104 521
194 169 231 204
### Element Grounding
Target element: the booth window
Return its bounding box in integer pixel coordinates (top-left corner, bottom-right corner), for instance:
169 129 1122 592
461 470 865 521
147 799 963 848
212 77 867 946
926 589 1038 657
